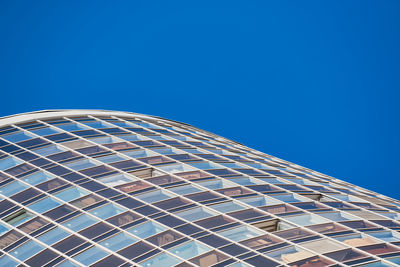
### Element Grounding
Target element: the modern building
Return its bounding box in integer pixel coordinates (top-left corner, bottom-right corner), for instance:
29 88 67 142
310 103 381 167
0 110 399 267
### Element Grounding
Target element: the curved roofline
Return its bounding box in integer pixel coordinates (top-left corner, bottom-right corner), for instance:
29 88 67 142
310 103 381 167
0 109 238 145
0 109 188 128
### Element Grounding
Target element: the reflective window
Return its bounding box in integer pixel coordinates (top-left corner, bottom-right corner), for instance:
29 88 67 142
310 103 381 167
37 227 70 245
2 131 35 143
10 240 44 261
367 230 400 242
0 157 23 171
157 163 195 174
30 127 60 136
33 144 66 156
208 201 246 213
64 158 98 171
0 181 28 197
140 252 181 266
168 240 211 260
218 226 264 242
62 214 98 231
89 203 126 220
73 246 109 265
28 197 62 213
99 232 138 251
21 171 54 186
127 221 167 238
97 173 136 187
136 190 174 203
175 207 217 221
167 184 202 195
54 187 90 202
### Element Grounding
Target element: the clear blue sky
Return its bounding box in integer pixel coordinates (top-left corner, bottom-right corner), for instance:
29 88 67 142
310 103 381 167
1 1 399 199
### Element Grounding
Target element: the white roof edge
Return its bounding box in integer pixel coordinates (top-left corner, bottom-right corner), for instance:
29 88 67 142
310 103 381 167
0 109 165 127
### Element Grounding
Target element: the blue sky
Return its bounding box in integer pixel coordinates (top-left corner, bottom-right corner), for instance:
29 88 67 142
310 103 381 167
1 1 399 199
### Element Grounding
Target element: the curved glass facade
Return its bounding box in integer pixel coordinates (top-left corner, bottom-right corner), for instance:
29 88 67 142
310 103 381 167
0 110 399 267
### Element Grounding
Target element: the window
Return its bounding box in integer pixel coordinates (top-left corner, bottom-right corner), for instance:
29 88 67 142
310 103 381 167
0 181 28 197
33 144 66 156
3 209 35 226
54 187 90 202
168 241 212 260
99 232 138 252
64 158 99 171
97 173 136 187
10 240 44 261
175 207 216 222
21 171 54 186
62 214 98 231
73 246 109 265
89 203 126 220
136 190 174 203
127 221 167 239
2 131 34 143
167 184 202 195
208 201 246 213
140 252 181 266
218 226 264 242
0 157 23 171
37 227 70 245
28 197 61 213
265 245 315 264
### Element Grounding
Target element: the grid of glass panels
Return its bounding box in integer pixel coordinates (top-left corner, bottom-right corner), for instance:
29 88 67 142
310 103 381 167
0 110 399 267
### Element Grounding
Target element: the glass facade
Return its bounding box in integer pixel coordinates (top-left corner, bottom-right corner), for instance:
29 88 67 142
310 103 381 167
0 110 399 267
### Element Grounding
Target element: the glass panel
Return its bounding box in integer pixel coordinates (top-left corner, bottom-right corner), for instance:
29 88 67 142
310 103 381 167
64 159 98 171
317 211 359 222
367 231 400 242
37 227 70 245
270 193 309 203
62 214 98 231
54 187 89 202
99 232 138 252
334 233 379 246
0 157 23 171
127 221 167 239
175 207 216 221
73 246 109 265
197 179 237 190
89 203 126 220
136 190 174 203
98 173 136 187
265 245 314 264
30 127 60 136
168 240 211 260
239 196 282 207
283 214 329 226
208 201 246 213
187 161 221 170
4 210 35 226
0 181 28 197
95 154 127 164
21 171 54 186
2 131 35 142
0 223 9 236
218 226 264 242
300 238 347 254
140 252 181 266
28 197 61 213
0 255 18 266
33 144 66 156
167 184 202 195
56 123 89 131
10 240 44 261
121 149 157 158
157 163 195 174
